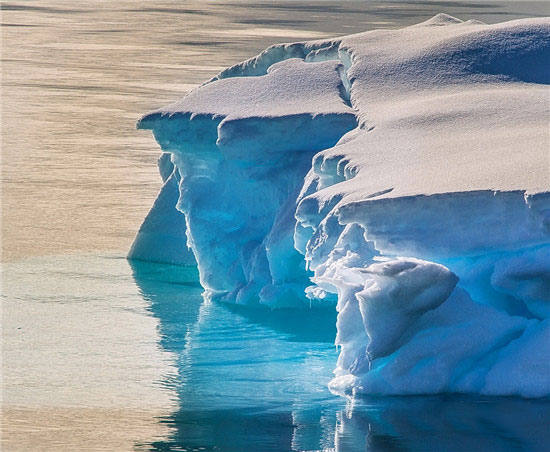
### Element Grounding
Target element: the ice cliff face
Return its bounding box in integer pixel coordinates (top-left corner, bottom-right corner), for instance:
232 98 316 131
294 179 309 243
136 57 356 306
133 15 550 397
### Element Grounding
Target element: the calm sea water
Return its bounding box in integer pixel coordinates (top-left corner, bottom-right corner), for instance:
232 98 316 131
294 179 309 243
3 254 550 451
2 1 550 451
2 254 550 452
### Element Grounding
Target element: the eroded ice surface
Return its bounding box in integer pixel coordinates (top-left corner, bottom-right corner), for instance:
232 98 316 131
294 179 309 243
133 15 550 397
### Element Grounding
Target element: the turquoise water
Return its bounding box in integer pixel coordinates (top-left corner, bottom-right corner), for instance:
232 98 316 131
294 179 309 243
3 254 549 451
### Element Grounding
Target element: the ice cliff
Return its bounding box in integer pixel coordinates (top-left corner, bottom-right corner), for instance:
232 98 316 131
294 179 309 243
132 15 550 397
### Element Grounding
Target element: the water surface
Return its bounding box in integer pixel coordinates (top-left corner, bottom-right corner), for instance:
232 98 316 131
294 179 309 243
3 255 550 451
3 1 550 451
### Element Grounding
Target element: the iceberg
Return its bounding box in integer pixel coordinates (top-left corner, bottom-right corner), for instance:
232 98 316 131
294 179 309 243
132 15 550 397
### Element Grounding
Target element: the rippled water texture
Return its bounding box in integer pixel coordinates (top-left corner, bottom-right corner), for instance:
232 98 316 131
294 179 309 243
2 0 548 261
2 1 550 451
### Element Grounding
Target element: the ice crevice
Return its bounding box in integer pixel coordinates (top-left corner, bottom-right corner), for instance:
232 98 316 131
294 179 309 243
132 15 550 397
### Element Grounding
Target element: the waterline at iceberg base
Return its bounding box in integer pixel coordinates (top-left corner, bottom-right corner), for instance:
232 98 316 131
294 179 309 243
131 15 550 398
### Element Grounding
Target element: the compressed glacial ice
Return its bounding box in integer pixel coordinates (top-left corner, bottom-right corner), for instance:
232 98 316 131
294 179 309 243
128 153 196 265
133 15 550 397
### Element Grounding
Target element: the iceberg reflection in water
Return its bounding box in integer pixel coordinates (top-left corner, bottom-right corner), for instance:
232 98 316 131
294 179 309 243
130 259 550 452
2 255 548 451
